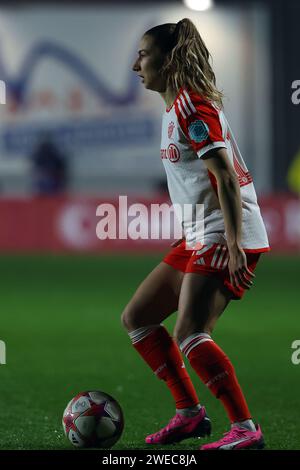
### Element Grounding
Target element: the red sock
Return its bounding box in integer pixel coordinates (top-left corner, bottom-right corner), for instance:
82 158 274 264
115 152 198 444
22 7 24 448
131 326 199 409
181 334 251 422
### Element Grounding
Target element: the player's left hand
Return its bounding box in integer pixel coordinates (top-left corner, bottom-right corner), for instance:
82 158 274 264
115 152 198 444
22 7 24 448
228 246 255 289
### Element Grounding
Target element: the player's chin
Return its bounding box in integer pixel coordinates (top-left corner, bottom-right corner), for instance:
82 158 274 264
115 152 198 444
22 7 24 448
144 81 160 91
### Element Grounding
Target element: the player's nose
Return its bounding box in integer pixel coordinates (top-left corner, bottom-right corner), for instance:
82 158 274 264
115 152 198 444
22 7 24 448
132 59 140 72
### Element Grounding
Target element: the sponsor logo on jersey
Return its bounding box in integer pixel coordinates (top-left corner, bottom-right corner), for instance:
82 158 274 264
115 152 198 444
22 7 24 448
160 144 180 163
188 119 209 143
168 121 175 139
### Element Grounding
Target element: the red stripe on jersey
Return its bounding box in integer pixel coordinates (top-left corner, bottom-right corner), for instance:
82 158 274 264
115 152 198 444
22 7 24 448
233 158 253 187
226 128 253 188
231 143 253 187
234 158 243 178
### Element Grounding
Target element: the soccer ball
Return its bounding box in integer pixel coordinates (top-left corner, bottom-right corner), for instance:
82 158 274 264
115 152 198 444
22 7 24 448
62 390 124 448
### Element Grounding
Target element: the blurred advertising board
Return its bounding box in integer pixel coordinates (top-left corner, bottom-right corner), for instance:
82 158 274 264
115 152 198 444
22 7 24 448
0 195 299 254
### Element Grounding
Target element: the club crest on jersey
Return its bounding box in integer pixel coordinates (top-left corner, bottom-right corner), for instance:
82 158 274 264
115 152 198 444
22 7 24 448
168 121 175 139
188 120 209 143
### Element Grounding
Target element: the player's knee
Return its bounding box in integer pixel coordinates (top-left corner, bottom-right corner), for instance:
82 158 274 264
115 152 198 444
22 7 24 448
173 325 187 345
121 304 141 331
120 306 131 330
204 325 213 336
173 322 212 345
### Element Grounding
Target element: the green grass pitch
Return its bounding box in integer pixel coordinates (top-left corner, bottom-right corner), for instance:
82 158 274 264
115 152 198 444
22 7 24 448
0 253 299 450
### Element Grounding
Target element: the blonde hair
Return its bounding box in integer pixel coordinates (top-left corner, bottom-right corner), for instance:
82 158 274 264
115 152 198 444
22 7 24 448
145 18 223 108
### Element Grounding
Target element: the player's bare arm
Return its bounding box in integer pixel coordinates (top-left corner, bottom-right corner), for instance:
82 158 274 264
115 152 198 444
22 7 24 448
202 147 255 290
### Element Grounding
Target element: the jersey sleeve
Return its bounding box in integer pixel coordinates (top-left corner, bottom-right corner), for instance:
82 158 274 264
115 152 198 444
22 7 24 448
176 91 227 158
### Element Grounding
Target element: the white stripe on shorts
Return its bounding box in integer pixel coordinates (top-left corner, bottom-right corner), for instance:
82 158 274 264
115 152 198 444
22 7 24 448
211 245 222 268
216 246 227 269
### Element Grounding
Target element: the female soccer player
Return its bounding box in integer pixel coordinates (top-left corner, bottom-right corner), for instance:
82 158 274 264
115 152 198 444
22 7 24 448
122 18 269 450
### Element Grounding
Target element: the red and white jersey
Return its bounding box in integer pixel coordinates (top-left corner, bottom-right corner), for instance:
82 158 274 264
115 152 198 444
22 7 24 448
160 87 270 251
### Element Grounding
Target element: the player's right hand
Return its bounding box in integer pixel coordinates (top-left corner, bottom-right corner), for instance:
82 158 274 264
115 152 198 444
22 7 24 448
228 246 255 289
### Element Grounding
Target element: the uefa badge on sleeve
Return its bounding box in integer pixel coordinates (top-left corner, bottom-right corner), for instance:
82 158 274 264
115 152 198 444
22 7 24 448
188 120 209 143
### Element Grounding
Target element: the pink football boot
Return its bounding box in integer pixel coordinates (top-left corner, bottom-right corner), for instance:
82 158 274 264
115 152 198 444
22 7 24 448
200 424 265 450
145 406 211 445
